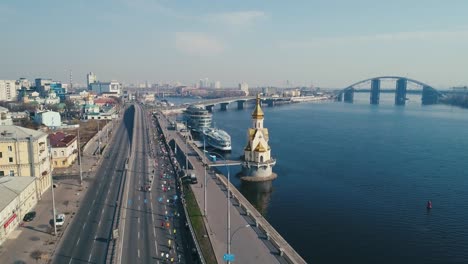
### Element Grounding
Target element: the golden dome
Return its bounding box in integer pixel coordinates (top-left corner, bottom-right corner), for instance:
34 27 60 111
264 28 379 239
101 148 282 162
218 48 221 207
251 94 264 119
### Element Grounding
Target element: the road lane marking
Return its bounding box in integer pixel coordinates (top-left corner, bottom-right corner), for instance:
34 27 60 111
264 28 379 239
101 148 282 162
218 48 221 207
138 249 140 258
88 253 92 262
138 231 140 238
76 237 80 245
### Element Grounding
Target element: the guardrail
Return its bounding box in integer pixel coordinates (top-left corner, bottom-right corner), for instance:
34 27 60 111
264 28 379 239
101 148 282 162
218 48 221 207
215 174 307 264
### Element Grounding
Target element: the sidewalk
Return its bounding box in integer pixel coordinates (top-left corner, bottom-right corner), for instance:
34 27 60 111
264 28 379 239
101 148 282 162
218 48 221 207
0 119 120 264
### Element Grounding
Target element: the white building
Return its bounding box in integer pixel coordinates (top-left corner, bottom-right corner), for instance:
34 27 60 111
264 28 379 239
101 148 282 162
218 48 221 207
214 81 221 89
0 107 13 126
34 111 61 127
0 80 17 101
239 82 249 96
242 95 276 180
0 176 38 246
90 81 122 95
87 72 97 89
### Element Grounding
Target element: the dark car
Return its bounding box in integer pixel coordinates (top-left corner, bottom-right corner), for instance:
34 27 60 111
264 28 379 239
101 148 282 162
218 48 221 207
23 212 36 222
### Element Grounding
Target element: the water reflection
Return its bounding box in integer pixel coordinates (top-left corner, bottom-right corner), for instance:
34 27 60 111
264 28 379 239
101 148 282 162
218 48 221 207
239 180 273 216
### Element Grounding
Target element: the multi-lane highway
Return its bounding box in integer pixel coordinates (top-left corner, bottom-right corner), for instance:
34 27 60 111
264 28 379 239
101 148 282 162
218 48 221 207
120 104 190 263
53 104 192 264
53 106 132 264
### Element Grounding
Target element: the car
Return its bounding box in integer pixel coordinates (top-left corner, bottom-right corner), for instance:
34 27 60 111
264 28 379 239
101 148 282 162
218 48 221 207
23 211 36 222
55 214 65 227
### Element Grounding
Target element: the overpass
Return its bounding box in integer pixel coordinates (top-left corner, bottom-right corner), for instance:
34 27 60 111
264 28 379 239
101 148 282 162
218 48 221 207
336 76 445 105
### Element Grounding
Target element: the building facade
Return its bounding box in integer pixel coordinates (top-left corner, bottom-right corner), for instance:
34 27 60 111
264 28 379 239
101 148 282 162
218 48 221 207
0 126 51 195
0 80 17 101
242 95 276 181
49 132 77 168
239 82 249 96
87 72 97 89
0 107 13 126
34 111 61 127
90 81 122 96
0 176 38 246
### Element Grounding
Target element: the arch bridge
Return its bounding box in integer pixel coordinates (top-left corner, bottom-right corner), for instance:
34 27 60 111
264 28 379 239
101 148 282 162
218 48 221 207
337 76 444 105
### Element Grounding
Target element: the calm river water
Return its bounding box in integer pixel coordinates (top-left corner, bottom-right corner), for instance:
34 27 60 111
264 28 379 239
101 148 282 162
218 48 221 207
169 94 468 264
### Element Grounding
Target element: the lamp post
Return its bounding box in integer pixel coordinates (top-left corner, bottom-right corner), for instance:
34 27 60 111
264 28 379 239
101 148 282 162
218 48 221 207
204 151 231 262
230 224 251 252
77 125 83 186
48 145 57 236
97 120 101 157
203 134 207 217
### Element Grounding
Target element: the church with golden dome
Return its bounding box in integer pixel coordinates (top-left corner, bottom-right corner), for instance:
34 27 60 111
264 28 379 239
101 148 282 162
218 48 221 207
241 94 277 181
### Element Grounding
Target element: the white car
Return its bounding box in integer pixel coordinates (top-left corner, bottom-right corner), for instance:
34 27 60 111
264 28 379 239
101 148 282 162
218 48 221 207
55 214 65 227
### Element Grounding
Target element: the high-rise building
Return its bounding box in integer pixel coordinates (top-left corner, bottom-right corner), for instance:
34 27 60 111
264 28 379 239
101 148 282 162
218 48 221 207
87 72 97 89
214 81 221 89
0 80 17 101
239 82 249 96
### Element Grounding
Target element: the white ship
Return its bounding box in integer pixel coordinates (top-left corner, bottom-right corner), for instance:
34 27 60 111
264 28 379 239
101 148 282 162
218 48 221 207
203 128 232 151
290 95 329 102
184 104 232 151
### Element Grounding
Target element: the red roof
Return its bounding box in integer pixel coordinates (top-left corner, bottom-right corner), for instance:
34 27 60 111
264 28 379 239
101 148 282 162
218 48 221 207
94 98 116 105
49 132 77 147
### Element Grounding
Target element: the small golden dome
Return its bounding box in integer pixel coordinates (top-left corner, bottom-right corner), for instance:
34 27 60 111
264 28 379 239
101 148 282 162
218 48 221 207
251 94 264 119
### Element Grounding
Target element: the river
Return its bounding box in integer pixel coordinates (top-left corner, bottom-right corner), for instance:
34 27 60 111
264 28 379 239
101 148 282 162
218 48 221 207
167 94 468 264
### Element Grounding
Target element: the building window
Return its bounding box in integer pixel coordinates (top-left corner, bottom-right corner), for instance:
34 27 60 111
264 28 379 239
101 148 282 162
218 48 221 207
54 161 57 165
62 161 66 165
9 170 14 176
61 151 65 156
8 146 12 151
54 151 57 156
9 157 13 163
0 152 2 158
0 171 4 176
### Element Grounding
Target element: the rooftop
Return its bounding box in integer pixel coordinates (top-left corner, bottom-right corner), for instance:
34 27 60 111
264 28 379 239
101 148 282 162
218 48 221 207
0 125 47 141
49 132 77 147
0 176 36 212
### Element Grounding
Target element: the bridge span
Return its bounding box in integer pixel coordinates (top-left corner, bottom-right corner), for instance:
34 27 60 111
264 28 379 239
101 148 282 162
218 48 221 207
337 76 444 105
161 95 292 114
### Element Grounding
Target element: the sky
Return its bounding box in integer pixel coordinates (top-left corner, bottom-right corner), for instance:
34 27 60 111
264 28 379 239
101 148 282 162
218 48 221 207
1 0 468 88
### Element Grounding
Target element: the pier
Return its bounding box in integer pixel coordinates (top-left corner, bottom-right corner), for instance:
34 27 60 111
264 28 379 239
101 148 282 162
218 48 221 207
154 111 307 264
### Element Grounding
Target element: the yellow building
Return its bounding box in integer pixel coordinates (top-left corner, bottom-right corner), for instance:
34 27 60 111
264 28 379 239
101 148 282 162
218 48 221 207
0 126 51 196
49 132 78 168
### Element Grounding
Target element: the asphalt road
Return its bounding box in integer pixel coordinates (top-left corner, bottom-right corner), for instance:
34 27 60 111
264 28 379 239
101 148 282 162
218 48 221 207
52 107 132 264
120 104 190 264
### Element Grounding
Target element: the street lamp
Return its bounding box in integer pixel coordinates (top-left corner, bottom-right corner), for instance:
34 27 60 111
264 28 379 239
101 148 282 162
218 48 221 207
48 145 57 236
77 125 83 186
203 151 231 262
230 224 251 250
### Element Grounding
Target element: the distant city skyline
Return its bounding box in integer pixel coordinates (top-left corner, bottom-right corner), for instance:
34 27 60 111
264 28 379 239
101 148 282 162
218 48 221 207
1 0 468 88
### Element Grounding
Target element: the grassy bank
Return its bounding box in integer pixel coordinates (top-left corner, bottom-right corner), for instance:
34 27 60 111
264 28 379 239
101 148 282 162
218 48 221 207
184 185 217 264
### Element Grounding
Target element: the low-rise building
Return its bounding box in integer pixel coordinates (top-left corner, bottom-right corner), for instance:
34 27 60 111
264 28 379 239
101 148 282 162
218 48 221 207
0 176 38 246
0 126 51 196
90 81 122 96
0 107 13 126
49 132 77 168
34 111 61 127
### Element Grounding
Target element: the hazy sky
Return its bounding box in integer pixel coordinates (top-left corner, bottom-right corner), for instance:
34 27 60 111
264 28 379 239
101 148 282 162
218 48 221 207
2 0 468 88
